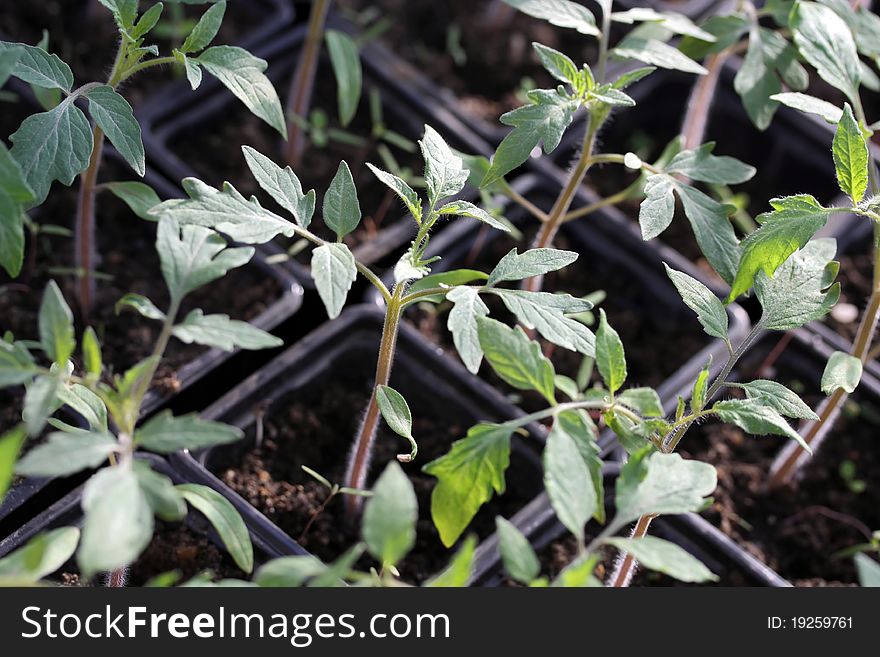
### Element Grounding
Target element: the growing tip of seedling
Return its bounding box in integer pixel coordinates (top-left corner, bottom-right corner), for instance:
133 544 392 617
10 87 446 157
396 453 413 463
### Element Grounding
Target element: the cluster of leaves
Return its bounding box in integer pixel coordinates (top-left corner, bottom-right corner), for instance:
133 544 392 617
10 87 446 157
0 211 282 579
0 0 285 278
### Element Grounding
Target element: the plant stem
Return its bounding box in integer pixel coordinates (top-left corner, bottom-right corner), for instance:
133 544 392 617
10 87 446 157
343 282 404 518
769 222 880 487
562 186 631 223
681 51 730 152
609 319 765 586
285 0 332 168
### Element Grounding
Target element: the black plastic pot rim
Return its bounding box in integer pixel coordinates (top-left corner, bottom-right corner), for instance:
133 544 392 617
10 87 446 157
170 303 555 584
469 462 791 587
0 453 301 575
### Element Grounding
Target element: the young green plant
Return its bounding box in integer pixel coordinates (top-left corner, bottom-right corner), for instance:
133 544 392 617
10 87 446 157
0 213 283 585
0 0 286 315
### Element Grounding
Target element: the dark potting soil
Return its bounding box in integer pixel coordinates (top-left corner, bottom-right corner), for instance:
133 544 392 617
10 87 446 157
407 223 706 412
0 0 271 109
214 377 534 584
55 521 249 587
168 58 424 260
337 0 603 126
0 160 283 402
677 353 880 586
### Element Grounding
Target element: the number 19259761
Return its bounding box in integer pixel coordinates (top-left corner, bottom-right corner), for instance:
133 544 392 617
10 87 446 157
768 617 853 630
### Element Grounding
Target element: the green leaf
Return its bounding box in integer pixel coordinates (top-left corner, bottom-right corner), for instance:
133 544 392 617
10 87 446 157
135 410 243 453
116 293 166 320
691 362 710 413
156 215 254 301
420 125 468 207
0 338 37 388
0 42 73 91
82 326 102 379
437 199 511 232
39 280 75 367
0 527 79 582
503 0 598 35
735 379 819 420
596 310 626 394
177 483 254 574
618 388 664 417
728 195 833 302
311 242 357 319
23 375 61 436
476 317 556 403
532 42 579 85
0 142 34 277
482 89 576 187
792 0 860 102
104 181 161 221
326 30 362 127
855 554 880 587
589 85 635 107
832 103 869 203
9 98 93 204
16 431 116 477
675 183 740 285
171 309 282 351
98 0 138 27
133 461 186 522
241 146 315 228
821 351 862 395
664 265 728 341
132 2 164 39
366 163 421 222
612 450 717 530
254 555 328 587
376 385 417 462
153 178 297 244
79 465 154 577
544 414 596 542
181 53 203 89
754 237 840 330
0 425 26 502
180 0 225 53
487 247 578 286
639 174 675 241
735 27 808 130
713 398 810 452
666 143 755 184
57 383 108 430
423 422 512 547
425 535 477 587
447 286 490 374
362 461 417 568
0 45 21 88
611 8 716 41
552 553 601 587
612 36 707 75
196 46 286 137
496 516 540 585
611 66 657 90
85 85 145 176
770 92 843 124
323 161 361 238
490 289 595 356
604 536 718 583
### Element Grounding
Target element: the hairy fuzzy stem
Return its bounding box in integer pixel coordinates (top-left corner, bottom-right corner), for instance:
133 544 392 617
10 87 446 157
769 222 880 487
74 127 105 318
105 566 128 587
608 514 655 587
343 283 404 518
521 2 613 292
285 0 332 168
681 51 730 152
